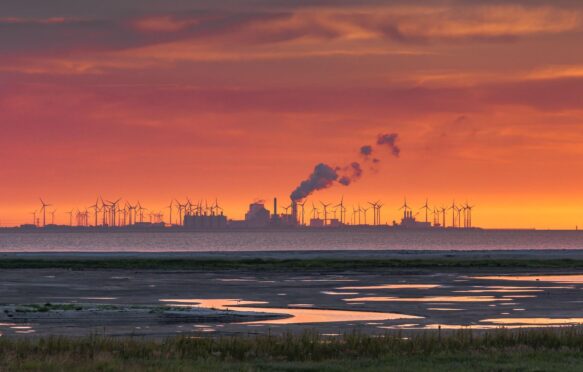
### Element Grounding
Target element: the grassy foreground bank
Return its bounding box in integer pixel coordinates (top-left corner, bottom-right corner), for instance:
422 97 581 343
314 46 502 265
3 328 583 371
2 257 583 270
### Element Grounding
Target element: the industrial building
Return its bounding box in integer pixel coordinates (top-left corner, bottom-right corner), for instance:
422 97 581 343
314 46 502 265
184 213 227 229
395 210 431 229
244 201 271 227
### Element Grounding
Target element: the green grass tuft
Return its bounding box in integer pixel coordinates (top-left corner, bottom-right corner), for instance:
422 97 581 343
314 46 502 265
1 257 583 270
3 328 583 370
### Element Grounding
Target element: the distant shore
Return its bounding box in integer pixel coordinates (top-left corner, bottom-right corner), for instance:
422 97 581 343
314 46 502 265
3 249 583 269
0 225 490 233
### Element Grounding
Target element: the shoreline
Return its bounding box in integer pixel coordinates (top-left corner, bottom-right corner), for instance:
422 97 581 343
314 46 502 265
3 249 583 261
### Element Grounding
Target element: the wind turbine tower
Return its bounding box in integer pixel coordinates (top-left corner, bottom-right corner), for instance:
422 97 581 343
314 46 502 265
39 198 51 227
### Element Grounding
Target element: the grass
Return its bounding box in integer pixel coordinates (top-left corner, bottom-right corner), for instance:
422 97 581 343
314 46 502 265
3 303 217 315
3 328 583 371
12 303 84 313
1 257 583 270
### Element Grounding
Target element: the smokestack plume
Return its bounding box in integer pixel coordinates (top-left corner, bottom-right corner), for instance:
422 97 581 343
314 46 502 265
376 133 400 157
290 132 400 202
290 163 338 202
360 145 372 157
338 162 363 186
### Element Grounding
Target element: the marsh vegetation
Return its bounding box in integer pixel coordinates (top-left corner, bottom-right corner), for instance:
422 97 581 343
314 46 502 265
3 328 583 371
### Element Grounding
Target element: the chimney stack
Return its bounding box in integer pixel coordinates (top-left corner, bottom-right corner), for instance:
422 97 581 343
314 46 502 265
273 197 278 216
292 200 298 223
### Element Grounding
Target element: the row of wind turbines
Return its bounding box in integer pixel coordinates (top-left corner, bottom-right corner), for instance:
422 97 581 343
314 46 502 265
32 198 224 227
278 197 384 226
401 198 475 228
279 197 474 228
32 197 474 228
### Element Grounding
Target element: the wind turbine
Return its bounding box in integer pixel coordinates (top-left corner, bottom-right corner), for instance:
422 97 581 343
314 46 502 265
320 201 331 225
377 202 384 225
420 199 431 223
106 198 121 227
455 204 463 228
137 202 147 223
447 200 457 228
368 201 378 225
441 206 447 228
297 201 306 226
89 198 100 226
167 200 173 225
66 209 74 226
432 207 439 226
335 196 346 224
282 204 291 216
39 198 51 227
399 197 410 219
174 200 184 225
310 202 319 220
362 206 370 225
214 198 224 216
50 209 56 225
465 202 475 228
100 197 110 226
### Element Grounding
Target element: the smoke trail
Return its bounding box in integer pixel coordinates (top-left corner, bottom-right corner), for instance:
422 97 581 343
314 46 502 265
339 162 363 186
377 133 400 157
290 132 400 201
360 145 373 157
290 163 338 201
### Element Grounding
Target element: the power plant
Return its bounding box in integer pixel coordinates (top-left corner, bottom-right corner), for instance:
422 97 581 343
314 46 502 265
2 196 478 232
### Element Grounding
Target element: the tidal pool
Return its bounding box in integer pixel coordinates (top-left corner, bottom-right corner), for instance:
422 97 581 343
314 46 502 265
343 296 508 303
160 298 422 324
472 275 583 284
338 284 440 290
481 317 583 325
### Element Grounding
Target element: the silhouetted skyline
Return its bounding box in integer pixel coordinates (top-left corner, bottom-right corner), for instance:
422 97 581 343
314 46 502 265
1 1 583 229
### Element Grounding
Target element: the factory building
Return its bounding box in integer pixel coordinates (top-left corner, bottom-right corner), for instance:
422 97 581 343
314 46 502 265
310 218 324 227
184 213 227 229
245 202 271 227
397 210 431 229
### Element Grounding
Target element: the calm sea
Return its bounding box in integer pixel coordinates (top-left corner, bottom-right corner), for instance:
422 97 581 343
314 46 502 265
1 230 583 252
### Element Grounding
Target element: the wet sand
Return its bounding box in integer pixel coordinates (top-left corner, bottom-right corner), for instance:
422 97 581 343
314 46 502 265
6 249 583 260
2 262 583 337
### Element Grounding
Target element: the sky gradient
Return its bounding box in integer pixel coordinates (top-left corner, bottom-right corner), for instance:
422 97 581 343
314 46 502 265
2 0 583 228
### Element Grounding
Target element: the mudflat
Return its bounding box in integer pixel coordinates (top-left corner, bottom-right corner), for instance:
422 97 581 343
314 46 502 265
2 257 583 337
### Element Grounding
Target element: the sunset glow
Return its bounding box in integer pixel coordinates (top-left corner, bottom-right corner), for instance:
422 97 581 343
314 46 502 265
2 0 583 228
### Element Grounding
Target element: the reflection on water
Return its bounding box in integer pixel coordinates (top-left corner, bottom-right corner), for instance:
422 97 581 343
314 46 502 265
338 284 440 290
380 324 553 330
454 289 543 293
321 291 359 295
472 275 583 284
344 296 507 302
161 299 267 307
0 322 34 335
299 279 357 282
473 285 573 290
482 317 583 325
502 295 536 298
160 298 422 324
427 308 464 311
5 230 583 252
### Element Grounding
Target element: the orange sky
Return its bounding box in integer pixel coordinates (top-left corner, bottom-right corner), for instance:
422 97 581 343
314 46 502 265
2 1 583 228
